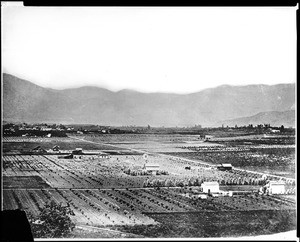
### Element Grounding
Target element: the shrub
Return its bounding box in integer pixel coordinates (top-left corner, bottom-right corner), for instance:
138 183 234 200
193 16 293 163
28 200 75 238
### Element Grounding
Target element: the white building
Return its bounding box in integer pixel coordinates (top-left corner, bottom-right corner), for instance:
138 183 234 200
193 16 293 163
144 163 160 175
268 181 285 194
201 181 219 193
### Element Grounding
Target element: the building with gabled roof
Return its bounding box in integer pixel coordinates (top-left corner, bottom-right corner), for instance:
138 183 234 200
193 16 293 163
201 181 219 193
217 163 233 171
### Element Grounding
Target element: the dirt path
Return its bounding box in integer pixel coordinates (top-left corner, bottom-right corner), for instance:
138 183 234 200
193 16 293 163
75 224 143 238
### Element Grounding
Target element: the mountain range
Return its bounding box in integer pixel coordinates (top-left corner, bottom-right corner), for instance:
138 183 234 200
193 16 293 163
2 73 296 127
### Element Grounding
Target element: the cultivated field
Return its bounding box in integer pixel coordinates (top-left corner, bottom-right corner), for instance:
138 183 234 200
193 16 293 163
2 133 296 238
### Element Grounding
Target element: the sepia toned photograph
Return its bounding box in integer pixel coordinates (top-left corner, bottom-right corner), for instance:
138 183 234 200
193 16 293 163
1 2 297 241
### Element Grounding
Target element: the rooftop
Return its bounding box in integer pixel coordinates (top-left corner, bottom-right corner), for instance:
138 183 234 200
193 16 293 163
269 181 285 185
202 181 219 185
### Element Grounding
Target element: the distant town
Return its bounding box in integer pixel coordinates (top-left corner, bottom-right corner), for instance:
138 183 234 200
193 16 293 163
3 121 295 137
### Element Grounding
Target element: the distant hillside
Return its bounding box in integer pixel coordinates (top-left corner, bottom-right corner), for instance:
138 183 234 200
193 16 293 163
216 110 295 128
2 73 296 127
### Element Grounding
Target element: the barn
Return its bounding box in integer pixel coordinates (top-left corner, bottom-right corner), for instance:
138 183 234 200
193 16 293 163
201 181 220 193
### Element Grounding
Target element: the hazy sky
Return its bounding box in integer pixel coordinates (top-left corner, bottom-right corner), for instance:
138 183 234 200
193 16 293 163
2 4 297 93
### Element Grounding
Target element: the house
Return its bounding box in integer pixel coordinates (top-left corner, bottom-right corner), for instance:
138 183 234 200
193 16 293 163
52 145 60 151
268 181 285 194
201 181 220 193
271 129 280 133
144 163 160 175
72 148 83 154
217 163 233 171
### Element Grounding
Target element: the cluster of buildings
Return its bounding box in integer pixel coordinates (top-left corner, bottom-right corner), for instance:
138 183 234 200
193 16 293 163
187 179 286 200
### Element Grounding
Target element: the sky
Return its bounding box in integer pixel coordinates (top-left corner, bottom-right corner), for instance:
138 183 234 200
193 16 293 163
1 4 297 94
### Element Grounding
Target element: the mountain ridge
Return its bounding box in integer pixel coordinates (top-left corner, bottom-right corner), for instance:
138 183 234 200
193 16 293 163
216 110 295 128
2 73 295 127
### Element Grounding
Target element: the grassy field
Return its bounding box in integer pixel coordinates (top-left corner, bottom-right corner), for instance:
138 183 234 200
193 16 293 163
113 209 296 238
2 140 127 153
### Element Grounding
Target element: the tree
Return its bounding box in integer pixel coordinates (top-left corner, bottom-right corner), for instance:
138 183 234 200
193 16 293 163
165 179 174 187
28 200 75 238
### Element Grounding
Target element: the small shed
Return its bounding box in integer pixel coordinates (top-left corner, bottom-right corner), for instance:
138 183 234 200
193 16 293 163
201 181 220 193
268 181 285 194
198 194 208 199
217 163 233 171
